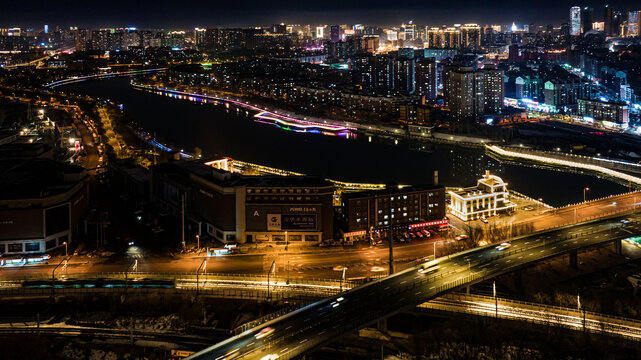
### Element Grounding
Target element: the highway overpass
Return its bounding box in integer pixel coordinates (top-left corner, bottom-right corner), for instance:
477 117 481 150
420 293 641 342
187 212 641 360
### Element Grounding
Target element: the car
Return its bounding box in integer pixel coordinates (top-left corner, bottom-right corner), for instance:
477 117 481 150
255 327 274 339
416 231 424 238
480 217 488 223
418 264 439 275
455 235 469 241
621 219 630 224
523 205 535 211
496 242 512 251
421 229 431 237
410 232 417 238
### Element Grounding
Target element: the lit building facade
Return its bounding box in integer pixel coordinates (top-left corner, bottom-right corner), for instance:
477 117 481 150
570 6 582 36
577 98 629 127
448 171 516 221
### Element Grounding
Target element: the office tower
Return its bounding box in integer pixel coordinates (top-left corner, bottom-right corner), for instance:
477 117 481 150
460 24 481 49
44 25 48 34
570 6 581 35
414 58 438 100
427 28 443 48
444 27 460 48
316 26 324 39
330 25 340 43
581 7 594 33
628 10 640 37
75 28 88 52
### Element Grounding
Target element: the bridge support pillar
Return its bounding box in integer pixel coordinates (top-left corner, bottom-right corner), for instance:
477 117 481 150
614 239 622 255
377 319 387 332
466 285 470 294
569 251 578 269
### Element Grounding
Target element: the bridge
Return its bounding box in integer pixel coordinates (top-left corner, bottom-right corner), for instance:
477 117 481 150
44 68 167 88
186 212 641 360
420 293 641 342
486 144 641 186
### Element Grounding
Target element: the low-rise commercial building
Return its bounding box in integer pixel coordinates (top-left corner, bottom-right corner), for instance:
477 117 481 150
577 98 629 128
0 158 89 255
150 160 334 245
448 171 516 221
341 185 446 242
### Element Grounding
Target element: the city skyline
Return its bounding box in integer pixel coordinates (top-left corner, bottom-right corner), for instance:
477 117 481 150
2 0 640 28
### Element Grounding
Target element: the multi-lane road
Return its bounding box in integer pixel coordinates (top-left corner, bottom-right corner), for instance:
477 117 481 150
187 213 641 360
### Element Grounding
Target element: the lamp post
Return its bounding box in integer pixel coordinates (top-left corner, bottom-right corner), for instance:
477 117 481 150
493 281 497 318
583 187 590 202
63 241 67 257
196 234 200 253
267 261 276 300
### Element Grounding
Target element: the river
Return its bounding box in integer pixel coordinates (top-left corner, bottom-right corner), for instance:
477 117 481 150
62 78 627 207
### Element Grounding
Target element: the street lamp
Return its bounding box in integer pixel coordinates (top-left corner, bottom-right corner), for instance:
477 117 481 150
196 234 200 252
63 241 67 257
583 187 590 202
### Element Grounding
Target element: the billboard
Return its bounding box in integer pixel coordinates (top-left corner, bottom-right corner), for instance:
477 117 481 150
267 214 316 231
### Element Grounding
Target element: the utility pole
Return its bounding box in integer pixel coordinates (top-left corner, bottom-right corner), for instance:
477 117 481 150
340 267 347 292
267 261 276 300
181 195 186 249
388 194 395 275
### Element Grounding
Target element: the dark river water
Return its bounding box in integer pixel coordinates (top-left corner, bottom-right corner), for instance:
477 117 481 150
62 78 627 206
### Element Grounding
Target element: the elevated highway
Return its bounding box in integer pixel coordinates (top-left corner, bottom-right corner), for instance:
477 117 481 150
187 212 641 360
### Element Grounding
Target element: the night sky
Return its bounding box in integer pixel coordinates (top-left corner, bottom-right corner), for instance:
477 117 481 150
1 0 639 29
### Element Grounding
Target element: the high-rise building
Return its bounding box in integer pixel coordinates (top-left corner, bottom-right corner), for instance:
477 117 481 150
316 26 324 39
570 6 582 36
604 5 615 36
460 24 481 49
414 58 438 100
444 27 460 48
444 65 504 120
427 28 443 48
74 28 88 52
194 28 206 47
581 7 594 33
393 56 415 94
628 10 641 37
330 25 340 43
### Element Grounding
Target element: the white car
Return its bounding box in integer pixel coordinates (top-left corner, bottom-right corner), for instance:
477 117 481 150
480 217 488 223
496 242 512 251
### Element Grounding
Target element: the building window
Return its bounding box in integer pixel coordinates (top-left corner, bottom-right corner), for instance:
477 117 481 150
225 234 235 241
273 235 285 242
46 239 57 250
305 235 319 242
25 243 40 252
289 235 302 241
8 243 22 253
0 244 5 253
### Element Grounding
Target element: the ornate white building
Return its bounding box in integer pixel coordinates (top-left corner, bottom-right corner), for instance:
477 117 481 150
448 171 517 221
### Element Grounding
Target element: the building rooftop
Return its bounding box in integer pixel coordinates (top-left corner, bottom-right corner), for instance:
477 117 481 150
0 158 86 200
342 184 444 200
